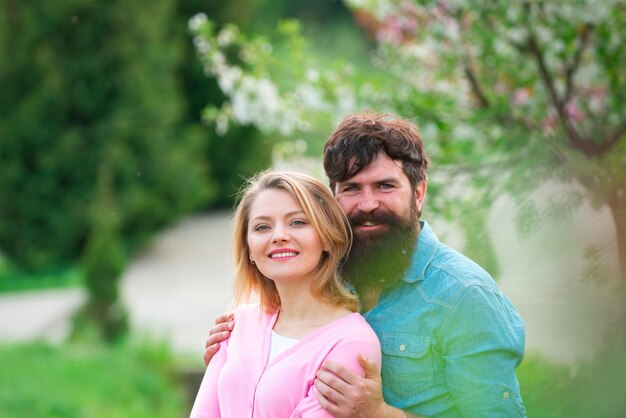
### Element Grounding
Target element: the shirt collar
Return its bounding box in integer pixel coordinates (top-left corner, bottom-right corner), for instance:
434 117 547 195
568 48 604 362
403 220 439 283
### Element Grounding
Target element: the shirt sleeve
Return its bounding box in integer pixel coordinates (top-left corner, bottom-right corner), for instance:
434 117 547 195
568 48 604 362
292 337 382 418
189 340 227 418
440 285 526 417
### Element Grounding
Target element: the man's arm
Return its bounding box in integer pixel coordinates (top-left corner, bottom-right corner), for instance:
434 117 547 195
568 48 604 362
315 354 426 418
203 311 234 366
441 285 526 417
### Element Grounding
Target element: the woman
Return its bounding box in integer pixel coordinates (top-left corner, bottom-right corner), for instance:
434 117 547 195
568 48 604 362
190 171 381 418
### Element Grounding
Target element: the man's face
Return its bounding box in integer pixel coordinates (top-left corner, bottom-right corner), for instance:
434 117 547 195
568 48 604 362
334 153 425 238
333 153 426 291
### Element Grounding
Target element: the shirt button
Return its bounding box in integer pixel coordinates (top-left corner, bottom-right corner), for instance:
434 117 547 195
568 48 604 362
502 391 510 399
399 344 406 351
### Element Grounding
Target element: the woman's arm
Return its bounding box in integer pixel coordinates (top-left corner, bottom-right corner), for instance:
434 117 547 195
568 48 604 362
190 339 228 418
293 338 382 418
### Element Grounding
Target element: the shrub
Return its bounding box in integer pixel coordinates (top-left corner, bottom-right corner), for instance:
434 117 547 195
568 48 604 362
518 343 626 417
0 340 186 418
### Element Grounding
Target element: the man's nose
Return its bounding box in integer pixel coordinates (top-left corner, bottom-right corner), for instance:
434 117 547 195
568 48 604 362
357 189 379 213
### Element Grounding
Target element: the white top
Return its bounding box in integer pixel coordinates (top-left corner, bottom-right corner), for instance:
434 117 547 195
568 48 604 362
268 330 300 362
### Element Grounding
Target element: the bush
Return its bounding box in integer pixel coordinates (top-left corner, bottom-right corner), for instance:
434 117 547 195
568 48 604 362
0 254 81 293
0 0 214 272
0 341 186 418
518 343 626 417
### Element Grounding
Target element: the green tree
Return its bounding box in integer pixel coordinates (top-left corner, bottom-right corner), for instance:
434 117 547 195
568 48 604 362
0 0 213 272
77 160 128 342
190 0 626 285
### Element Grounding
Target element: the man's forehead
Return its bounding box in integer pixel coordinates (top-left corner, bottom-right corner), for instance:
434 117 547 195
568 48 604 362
341 156 405 184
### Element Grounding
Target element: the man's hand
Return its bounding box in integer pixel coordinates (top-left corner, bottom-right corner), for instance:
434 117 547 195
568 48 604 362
314 354 393 418
202 312 234 366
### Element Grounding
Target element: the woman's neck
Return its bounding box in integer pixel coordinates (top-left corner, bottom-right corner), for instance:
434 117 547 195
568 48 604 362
273 281 350 339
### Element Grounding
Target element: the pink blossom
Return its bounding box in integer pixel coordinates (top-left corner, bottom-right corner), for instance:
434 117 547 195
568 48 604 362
376 13 419 44
542 115 558 133
512 88 531 106
584 86 606 114
565 101 585 122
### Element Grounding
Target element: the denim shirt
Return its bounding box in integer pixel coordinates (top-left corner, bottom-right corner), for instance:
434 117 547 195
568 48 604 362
363 221 526 417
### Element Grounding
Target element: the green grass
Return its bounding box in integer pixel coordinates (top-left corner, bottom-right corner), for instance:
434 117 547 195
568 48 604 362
0 340 187 418
0 256 82 293
518 345 626 417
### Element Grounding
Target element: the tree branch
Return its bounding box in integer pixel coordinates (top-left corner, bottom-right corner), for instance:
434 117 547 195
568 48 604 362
446 8 491 109
526 34 564 114
519 8 613 158
564 23 594 104
463 64 490 108
466 2 619 158
602 124 626 153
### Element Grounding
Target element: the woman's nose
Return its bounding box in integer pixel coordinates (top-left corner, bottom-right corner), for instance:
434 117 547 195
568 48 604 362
271 224 290 243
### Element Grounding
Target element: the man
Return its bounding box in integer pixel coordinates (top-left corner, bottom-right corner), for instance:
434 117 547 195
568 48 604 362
204 113 526 417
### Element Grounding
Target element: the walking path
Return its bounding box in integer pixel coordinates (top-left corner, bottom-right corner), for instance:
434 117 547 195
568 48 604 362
1 202 623 364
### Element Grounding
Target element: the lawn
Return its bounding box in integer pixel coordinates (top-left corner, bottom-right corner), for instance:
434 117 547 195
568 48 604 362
0 340 187 418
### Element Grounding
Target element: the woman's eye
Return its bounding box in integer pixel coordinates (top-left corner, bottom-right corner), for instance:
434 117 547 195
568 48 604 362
254 225 269 231
291 219 307 226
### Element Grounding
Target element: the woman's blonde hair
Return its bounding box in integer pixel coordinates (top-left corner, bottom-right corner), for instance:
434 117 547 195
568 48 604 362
231 170 358 313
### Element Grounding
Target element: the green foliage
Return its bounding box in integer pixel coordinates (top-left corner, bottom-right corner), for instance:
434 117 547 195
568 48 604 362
517 354 582 417
190 11 375 155
0 255 81 293
77 161 128 342
517 343 626 417
205 125 272 207
0 0 214 273
175 0 274 208
0 341 186 418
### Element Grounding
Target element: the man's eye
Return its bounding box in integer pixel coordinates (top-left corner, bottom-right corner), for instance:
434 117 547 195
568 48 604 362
380 183 393 189
342 186 357 192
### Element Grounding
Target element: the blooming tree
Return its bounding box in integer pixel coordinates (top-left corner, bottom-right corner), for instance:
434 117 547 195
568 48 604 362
191 0 626 282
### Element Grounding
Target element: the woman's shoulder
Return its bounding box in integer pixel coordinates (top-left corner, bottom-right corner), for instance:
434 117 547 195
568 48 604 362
322 312 381 369
233 302 276 323
233 302 262 317
328 312 379 343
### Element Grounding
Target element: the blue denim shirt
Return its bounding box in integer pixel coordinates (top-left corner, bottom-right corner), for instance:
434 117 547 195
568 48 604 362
363 221 526 417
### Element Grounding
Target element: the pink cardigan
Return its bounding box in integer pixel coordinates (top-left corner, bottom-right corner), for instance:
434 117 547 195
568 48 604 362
190 304 381 418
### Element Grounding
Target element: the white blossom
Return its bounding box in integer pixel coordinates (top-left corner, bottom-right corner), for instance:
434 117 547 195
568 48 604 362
294 84 326 111
217 66 242 94
305 69 319 82
193 35 211 54
188 13 207 32
217 26 237 47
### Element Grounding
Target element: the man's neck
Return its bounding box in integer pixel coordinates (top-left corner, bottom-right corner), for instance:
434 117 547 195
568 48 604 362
360 287 382 312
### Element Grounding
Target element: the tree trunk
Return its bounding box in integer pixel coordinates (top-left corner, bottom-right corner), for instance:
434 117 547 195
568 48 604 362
607 189 626 290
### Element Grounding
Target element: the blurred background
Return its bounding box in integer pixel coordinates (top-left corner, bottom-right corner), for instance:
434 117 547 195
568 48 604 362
1 0 625 417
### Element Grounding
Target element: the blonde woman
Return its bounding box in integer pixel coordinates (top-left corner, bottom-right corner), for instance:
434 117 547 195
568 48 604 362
190 171 381 418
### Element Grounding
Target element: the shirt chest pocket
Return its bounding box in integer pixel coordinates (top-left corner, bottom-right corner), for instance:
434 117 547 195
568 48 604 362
380 333 434 397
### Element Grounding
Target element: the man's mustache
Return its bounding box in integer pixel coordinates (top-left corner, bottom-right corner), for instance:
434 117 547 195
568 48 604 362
348 209 402 228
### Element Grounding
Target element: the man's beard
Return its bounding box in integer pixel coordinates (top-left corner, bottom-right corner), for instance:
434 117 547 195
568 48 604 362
340 205 420 295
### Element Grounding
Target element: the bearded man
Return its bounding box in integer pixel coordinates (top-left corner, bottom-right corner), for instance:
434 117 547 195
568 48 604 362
204 113 527 418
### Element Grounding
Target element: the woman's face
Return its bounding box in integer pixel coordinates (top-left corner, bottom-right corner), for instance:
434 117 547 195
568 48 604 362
247 189 324 285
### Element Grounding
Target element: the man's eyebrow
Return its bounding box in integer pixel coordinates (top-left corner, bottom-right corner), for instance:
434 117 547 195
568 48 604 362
336 181 358 188
338 177 400 186
376 177 399 184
